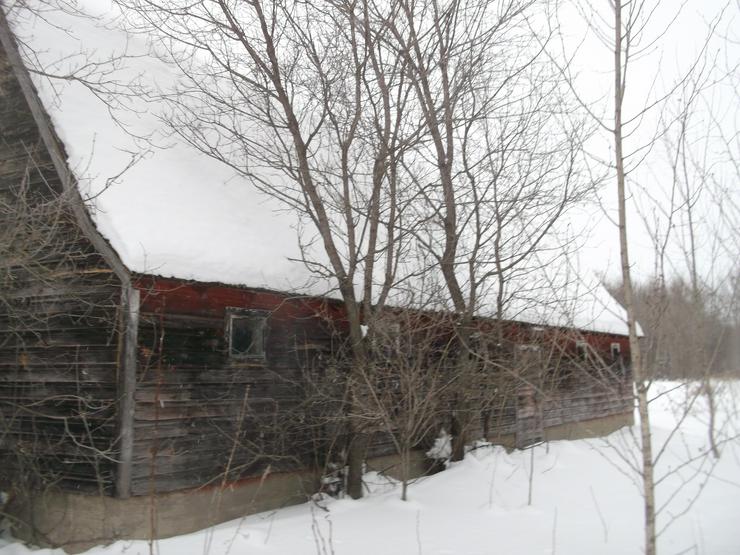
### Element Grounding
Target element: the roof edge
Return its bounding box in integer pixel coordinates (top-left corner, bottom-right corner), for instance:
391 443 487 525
133 273 633 338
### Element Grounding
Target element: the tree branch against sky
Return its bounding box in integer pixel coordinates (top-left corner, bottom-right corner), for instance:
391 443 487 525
372 0 594 460
552 1 738 553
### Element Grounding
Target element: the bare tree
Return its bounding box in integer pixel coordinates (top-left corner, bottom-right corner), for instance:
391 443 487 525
556 1 737 552
358 309 457 500
112 0 434 499
372 0 592 459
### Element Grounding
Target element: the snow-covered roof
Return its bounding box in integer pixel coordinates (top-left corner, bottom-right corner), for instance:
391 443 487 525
6 1 313 291
4 1 638 337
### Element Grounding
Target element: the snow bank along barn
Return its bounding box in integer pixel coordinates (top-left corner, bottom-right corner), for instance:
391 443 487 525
0 5 634 551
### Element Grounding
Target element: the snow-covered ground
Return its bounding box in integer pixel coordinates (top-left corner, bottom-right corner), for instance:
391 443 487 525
2 381 739 555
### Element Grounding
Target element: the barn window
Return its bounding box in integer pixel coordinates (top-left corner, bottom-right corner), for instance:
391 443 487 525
516 343 542 369
226 310 267 359
611 342 622 360
576 341 588 361
530 327 545 342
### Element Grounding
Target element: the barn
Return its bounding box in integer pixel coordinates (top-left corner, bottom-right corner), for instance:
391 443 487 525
0 4 635 552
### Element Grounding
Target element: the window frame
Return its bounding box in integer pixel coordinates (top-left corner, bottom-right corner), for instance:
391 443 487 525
225 308 268 360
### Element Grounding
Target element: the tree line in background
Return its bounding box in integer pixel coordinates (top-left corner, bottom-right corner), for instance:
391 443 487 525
607 276 740 379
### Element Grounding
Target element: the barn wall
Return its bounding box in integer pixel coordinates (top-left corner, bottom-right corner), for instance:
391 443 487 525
131 277 633 496
7 406 631 553
0 44 124 493
541 330 633 432
130 276 346 496
484 330 632 447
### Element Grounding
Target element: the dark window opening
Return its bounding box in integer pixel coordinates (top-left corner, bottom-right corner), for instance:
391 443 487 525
227 311 267 358
576 341 588 362
610 342 622 360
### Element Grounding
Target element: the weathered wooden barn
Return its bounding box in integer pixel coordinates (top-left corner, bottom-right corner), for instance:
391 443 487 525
0 5 634 551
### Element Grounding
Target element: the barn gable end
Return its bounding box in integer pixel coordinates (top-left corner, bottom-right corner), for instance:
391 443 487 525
0 11 138 499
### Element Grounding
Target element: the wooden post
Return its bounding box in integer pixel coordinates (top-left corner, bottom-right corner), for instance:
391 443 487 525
116 285 139 498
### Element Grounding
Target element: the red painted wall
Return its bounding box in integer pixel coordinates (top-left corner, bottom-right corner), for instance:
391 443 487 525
133 275 631 359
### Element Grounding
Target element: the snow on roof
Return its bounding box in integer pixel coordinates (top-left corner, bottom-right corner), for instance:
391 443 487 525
7 1 316 292
5 1 637 337
501 266 644 337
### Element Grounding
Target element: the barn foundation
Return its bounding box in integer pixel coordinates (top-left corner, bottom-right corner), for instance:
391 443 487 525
7 411 632 553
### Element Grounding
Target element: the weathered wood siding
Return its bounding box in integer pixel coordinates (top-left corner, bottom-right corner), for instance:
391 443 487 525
0 44 123 493
130 277 633 495
543 331 633 429
484 330 632 443
130 277 346 495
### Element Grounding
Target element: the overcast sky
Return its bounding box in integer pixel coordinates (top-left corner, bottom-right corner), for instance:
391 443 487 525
557 0 738 286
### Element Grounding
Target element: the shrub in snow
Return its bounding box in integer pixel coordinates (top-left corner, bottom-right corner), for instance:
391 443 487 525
320 462 345 498
426 429 452 461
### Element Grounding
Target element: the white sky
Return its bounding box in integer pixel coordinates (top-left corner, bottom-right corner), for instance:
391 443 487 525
556 0 739 286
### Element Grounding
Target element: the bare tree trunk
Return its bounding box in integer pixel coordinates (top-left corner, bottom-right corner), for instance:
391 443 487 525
613 3 656 553
449 407 465 462
400 444 410 502
346 429 368 500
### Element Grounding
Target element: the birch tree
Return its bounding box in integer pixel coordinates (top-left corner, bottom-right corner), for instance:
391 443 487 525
559 1 736 552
